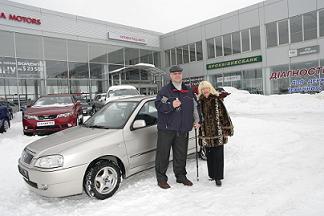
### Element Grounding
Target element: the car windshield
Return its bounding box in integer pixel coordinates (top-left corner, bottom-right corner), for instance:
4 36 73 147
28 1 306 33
83 101 138 129
108 89 139 97
33 96 73 107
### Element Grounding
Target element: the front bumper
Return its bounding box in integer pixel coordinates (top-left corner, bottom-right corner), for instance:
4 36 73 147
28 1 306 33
23 116 77 134
18 160 88 198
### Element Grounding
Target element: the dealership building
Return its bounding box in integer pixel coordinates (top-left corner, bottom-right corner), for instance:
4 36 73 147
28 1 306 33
1 0 324 107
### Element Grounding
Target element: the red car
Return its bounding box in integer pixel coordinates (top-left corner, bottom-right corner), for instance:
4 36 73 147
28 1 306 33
23 95 82 136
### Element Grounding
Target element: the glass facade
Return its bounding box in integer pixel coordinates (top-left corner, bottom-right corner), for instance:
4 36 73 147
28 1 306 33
212 68 264 94
0 30 161 106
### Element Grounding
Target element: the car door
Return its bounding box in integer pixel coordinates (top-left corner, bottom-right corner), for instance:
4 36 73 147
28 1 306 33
123 100 158 170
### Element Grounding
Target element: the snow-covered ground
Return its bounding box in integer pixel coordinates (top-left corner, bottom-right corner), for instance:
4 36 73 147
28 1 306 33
1 90 324 216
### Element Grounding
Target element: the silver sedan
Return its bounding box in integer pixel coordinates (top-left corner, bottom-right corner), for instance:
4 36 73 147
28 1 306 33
18 96 196 199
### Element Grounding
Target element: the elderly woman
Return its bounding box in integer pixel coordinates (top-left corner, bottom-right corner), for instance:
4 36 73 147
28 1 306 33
198 81 234 186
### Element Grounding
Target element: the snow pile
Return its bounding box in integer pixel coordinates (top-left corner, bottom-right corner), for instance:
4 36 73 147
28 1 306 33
0 92 324 216
223 87 324 114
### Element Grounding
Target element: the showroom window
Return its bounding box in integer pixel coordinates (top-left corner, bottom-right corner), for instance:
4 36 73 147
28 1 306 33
215 36 223 57
303 11 317 41
0 30 14 57
320 10 324 37
44 37 67 61
206 38 215 59
171 48 176 65
108 45 124 65
140 49 153 64
241 29 250 52
45 60 68 79
183 45 189 63
153 52 161 67
250 26 261 50
290 15 303 43
176 47 183 64
196 41 203 61
89 43 108 63
232 31 241 54
125 48 139 65
266 22 278 48
189 43 196 62
278 19 289 45
16 33 43 59
223 34 232 56
68 62 89 79
165 50 170 67
90 63 106 79
68 40 88 62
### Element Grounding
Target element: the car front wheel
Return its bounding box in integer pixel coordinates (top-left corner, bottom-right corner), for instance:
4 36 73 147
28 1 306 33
84 160 121 200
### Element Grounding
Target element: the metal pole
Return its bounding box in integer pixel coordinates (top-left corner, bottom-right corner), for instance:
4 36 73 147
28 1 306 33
195 128 199 181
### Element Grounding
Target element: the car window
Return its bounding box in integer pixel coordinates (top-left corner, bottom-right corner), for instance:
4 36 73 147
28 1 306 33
84 101 138 129
134 101 157 127
33 96 73 107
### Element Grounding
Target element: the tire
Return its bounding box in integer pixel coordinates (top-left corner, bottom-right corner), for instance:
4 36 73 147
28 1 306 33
199 146 207 161
0 119 9 133
84 160 121 200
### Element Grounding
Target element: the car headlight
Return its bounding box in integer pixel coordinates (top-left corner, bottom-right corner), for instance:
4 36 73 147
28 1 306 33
24 114 38 120
57 112 72 118
34 155 64 169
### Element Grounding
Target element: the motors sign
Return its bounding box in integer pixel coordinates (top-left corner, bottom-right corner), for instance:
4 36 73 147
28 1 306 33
0 11 41 25
108 32 146 44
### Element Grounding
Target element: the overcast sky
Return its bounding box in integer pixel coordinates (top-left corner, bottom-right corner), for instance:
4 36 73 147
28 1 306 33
11 0 264 33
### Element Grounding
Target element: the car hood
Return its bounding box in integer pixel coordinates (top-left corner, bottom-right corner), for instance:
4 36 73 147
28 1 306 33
26 126 119 156
25 106 73 115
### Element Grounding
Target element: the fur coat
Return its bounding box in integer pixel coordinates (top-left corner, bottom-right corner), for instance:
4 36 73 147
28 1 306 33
198 93 234 147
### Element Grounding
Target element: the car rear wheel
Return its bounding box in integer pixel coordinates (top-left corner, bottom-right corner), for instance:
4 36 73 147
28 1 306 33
84 160 121 200
0 119 9 133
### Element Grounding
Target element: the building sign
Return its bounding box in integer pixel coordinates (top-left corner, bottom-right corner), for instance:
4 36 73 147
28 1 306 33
269 66 324 80
270 66 324 93
0 11 41 25
206 55 262 70
289 45 319 58
224 75 241 82
0 58 43 78
288 78 323 93
108 32 146 44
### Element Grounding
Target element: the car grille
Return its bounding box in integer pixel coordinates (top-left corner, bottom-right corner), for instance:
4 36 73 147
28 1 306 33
21 149 34 165
23 178 37 188
38 115 57 120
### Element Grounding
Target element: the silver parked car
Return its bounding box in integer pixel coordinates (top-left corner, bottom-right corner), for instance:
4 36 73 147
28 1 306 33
18 95 196 199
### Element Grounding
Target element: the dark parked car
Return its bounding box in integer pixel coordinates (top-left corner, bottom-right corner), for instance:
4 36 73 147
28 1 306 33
0 105 10 133
0 100 15 120
23 94 82 136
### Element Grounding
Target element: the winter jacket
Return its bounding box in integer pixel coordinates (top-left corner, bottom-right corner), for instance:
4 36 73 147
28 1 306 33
155 81 198 132
198 94 234 147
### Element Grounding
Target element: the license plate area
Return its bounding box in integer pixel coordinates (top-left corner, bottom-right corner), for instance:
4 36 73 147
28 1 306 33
18 165 29 180
37 121 55 127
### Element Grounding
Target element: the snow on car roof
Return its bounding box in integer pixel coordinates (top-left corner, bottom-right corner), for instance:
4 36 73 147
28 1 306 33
108 85 137 91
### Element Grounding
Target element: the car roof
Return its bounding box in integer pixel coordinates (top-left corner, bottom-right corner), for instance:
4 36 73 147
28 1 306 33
108 85 137 91
113 95 156 102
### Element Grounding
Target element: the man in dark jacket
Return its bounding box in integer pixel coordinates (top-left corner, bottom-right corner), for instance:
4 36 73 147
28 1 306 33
155 65 200 189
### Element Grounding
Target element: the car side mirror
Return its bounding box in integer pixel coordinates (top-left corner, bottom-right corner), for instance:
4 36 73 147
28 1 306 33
132 120 146 130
